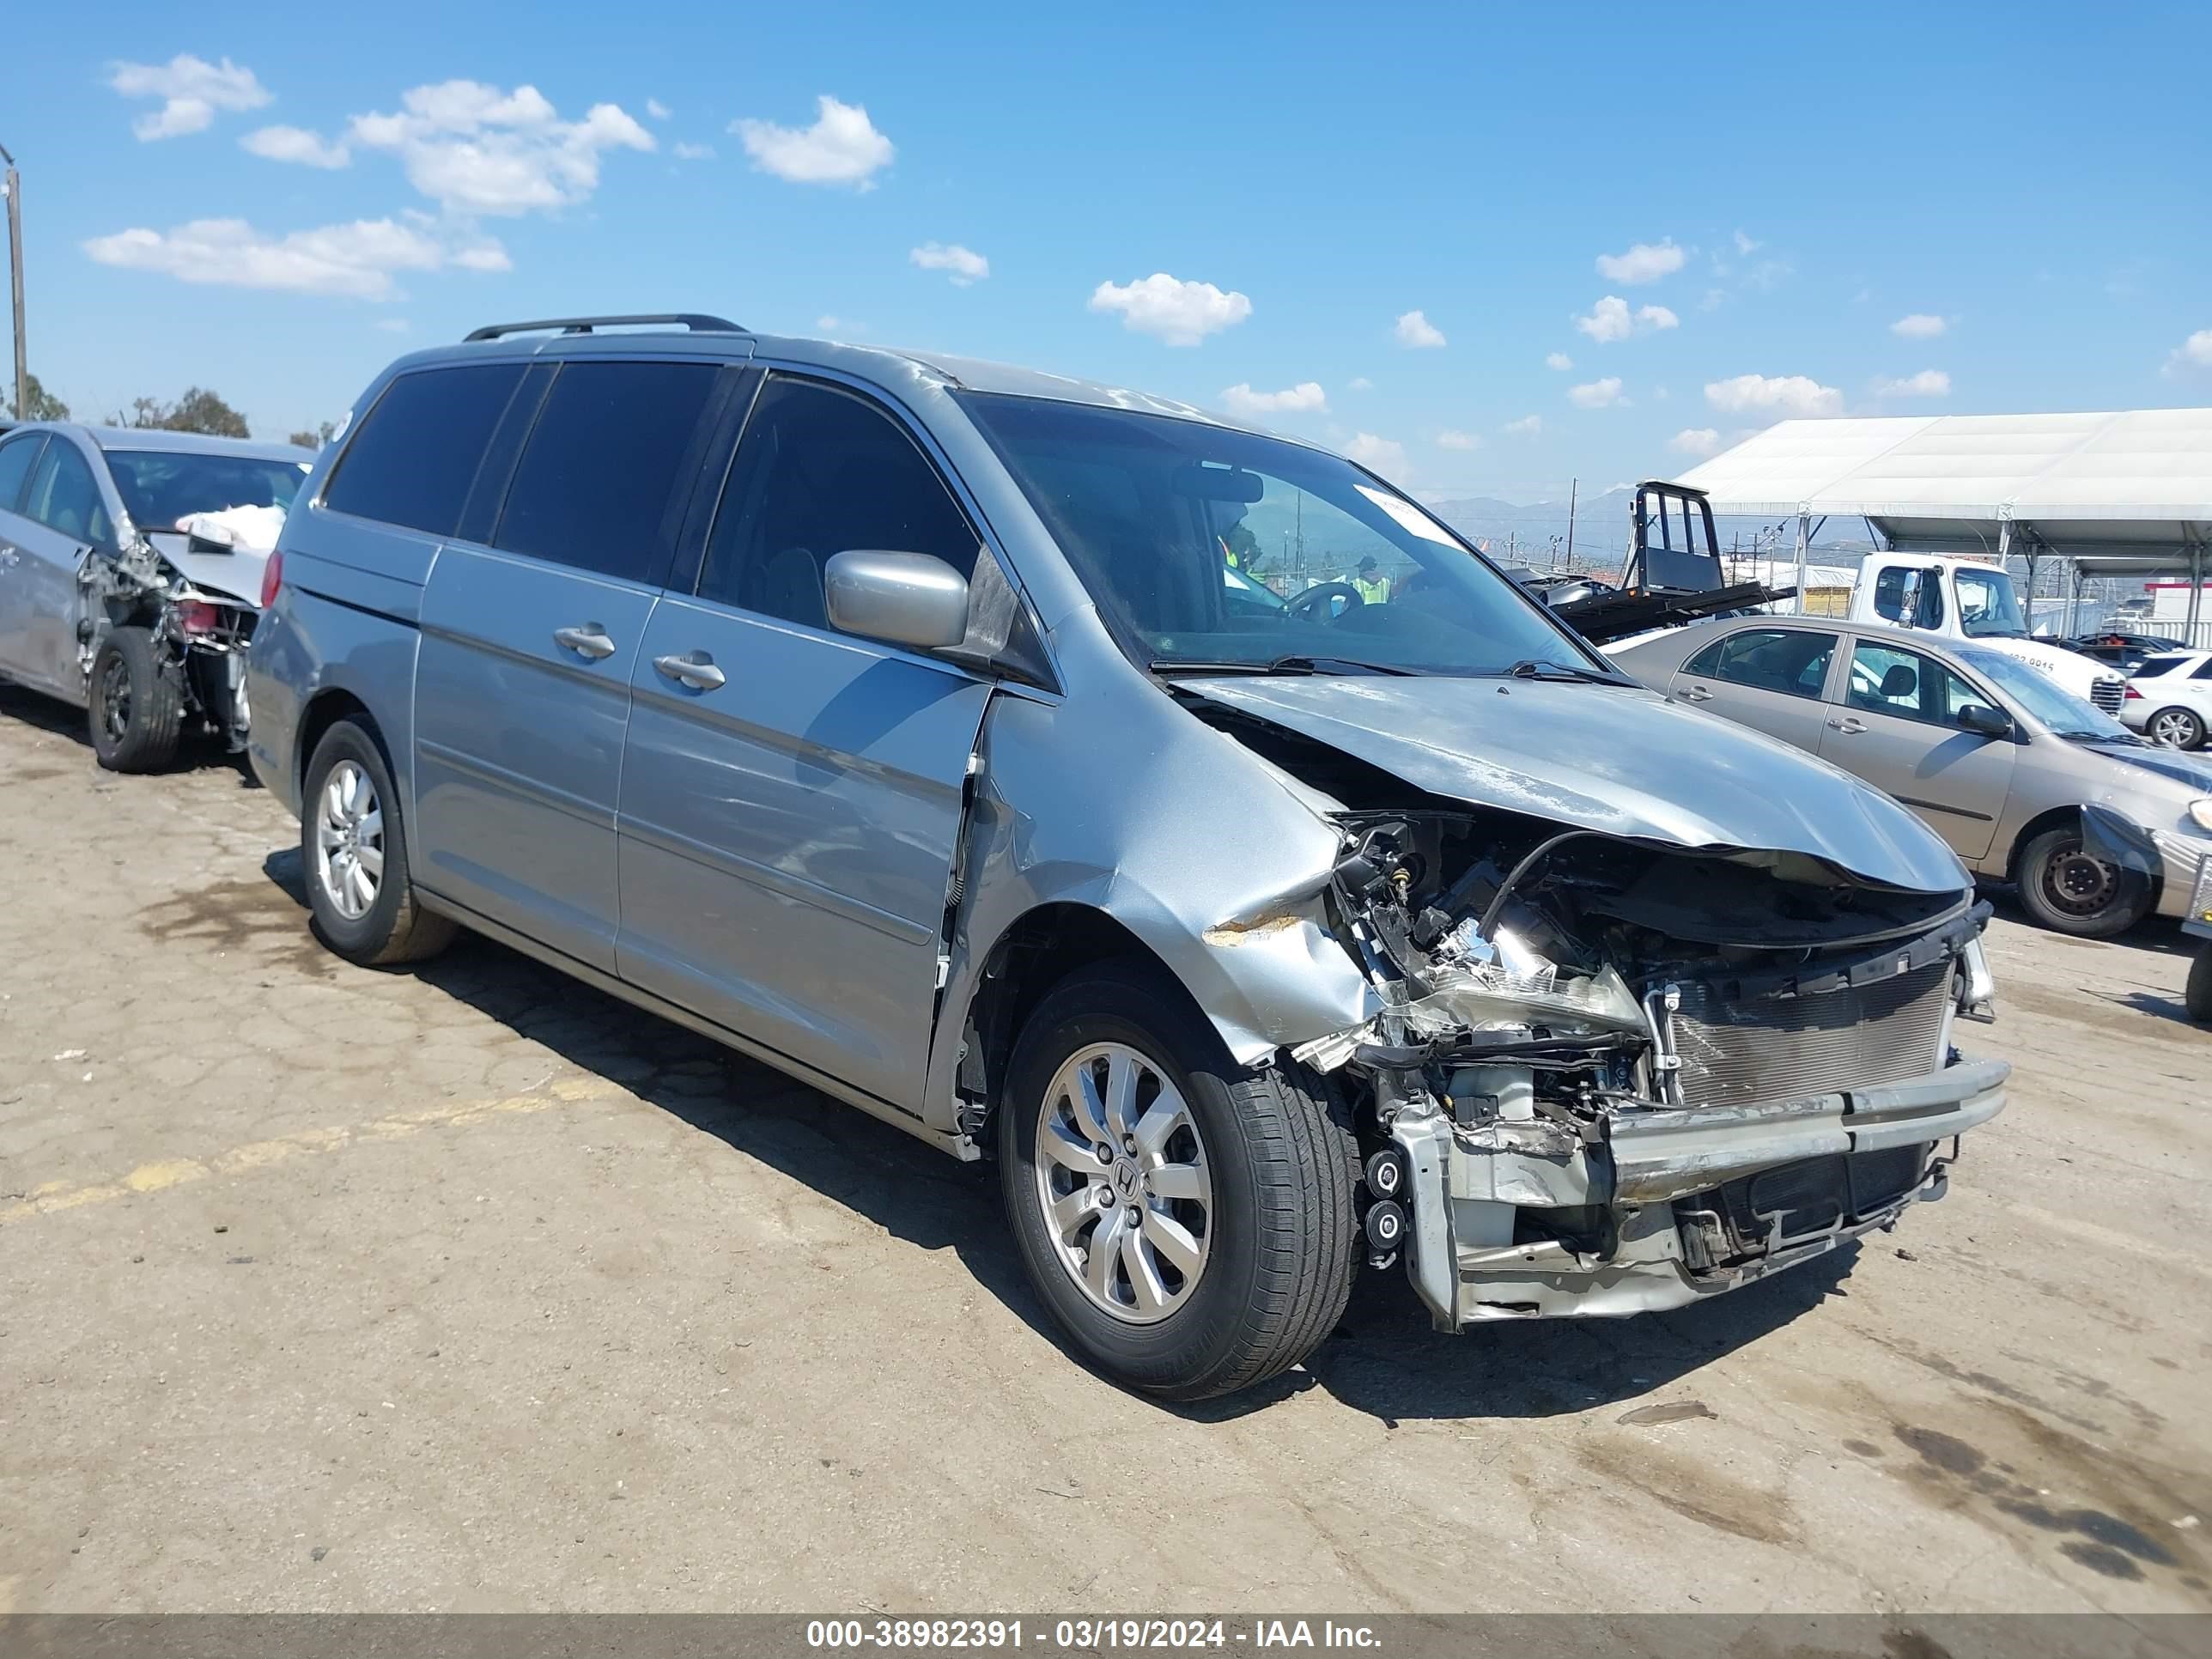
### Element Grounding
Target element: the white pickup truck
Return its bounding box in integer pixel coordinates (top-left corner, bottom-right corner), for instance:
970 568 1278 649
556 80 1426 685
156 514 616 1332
1842 551 2124 716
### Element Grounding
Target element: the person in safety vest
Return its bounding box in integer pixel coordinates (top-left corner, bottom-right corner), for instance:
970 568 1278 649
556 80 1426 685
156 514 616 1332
1352 555 1391 605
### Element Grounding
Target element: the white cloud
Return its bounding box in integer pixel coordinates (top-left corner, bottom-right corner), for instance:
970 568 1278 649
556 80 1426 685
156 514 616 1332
1434 429 1480 451
1394 309 1446 349
1575 296 1675 343
732 94 891 188
1545 351 1573 371
647 98 672 120
1733 229 1760 256
241 125 350 168
1875 368 1951 398
1670 428 1722 457
83 216 507 301
672 141 714 161
1501 415 1542 437
1891 313 1948 338
1569 377 1626 409
1595 239 1684 284
2165 328 2212 375
1221 381 1326 416
1088 273 1252 345
1347 376 1373 392
1705 373 1844 417
1344 433 1409 479
349 82 655 216
909 241 989 285
109 54 270 140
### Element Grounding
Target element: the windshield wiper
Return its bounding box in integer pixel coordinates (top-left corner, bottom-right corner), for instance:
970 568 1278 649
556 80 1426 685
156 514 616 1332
1151 655 1413 678
1498 657 1628 685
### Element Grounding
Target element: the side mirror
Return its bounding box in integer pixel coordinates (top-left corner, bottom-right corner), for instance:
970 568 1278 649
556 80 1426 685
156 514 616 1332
823 550 970 652
1957 702 2013 738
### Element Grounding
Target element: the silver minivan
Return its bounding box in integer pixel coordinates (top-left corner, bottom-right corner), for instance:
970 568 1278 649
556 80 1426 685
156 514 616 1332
247 315 2008 1400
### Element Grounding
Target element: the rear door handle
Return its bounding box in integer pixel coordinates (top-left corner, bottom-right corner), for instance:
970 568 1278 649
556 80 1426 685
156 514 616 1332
1678 684 1713 702
653 650 726 692
553 623 617 660
1828 716 1867 734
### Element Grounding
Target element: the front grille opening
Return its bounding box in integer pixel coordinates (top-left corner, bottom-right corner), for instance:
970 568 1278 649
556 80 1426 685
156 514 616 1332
2090 679 2125 714
1685 1142 1931 1269
1672 960 1951 1107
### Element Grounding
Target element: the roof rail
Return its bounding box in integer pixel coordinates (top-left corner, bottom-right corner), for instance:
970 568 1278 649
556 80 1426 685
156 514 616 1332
463 313 744 343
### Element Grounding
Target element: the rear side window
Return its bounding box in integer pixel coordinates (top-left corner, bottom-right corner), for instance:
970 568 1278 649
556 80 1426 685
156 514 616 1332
0 433 43 512
1684 627 1837 699
2133 654 2188 678
492 361 720 585
323 363 526 536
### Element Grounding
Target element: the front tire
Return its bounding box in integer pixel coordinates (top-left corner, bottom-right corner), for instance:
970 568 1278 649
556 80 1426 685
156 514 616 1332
88 626 184 773
2187 945 2212 1024
2016 824 2153 939
999 961 1358 1401
301 718 457 967
2147 706 2206 749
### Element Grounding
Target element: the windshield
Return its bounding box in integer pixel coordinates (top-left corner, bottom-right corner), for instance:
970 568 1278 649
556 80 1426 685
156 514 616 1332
104 450 309 532
1956 645 2133 740
1954 566 2028 639
957 393 1597 677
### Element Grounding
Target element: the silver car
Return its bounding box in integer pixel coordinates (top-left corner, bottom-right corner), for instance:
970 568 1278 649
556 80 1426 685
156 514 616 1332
0 422 313 769
246 315 2008 1400
1613 616 2212 938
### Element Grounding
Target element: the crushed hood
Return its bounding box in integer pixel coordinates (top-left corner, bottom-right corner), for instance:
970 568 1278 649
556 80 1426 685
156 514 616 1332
1181 674 1971 896
143 532 268 608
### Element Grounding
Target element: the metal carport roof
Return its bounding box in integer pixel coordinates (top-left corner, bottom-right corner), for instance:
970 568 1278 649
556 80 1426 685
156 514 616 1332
1674 408 2212 556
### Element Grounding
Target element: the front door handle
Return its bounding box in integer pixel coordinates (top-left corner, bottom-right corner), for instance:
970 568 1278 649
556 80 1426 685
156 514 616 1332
553 623 616 660
1828 715 1868 734
1679 683 1714 702
653 650 726 692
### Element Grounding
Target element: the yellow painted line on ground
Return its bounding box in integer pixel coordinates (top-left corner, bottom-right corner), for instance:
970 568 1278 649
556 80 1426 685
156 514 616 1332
0 1074 626 1228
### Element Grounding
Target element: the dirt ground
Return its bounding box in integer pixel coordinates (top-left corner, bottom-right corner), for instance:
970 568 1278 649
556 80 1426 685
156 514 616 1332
2 684 2209 1616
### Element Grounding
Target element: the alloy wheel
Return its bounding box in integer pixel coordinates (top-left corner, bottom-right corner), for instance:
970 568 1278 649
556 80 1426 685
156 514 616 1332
98 654 132 745
2149 708 2202 748
313 759 385 921
1032 1042 1213 1325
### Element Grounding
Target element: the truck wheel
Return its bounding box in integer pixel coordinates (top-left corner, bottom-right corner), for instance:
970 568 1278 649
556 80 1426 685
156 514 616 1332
2187 945 2212 1024
87 626 184 773
2016 825 2153 939
2147 707 2205 749
1000 960 1358 1401
301 718 457 966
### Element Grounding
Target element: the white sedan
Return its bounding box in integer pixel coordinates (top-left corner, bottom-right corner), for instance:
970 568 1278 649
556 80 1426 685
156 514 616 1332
2121 651 2212 749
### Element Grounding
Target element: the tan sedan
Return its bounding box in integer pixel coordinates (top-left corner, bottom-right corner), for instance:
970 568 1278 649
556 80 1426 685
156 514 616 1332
1613 616 2212 937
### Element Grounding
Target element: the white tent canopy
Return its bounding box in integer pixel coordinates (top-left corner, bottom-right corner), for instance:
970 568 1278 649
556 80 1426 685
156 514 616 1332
1674 408 2212 558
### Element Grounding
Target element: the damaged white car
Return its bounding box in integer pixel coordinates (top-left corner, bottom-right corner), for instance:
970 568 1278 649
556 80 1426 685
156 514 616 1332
248 329 2007 1402
0 422 310 769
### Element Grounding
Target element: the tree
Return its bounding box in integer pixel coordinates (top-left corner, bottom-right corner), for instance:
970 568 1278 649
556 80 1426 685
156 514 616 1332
8 372 68 422
286 419 337 449
111 386 250 439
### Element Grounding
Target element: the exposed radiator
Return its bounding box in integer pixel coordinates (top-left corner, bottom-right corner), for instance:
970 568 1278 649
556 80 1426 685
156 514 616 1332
1671 960 1951 1108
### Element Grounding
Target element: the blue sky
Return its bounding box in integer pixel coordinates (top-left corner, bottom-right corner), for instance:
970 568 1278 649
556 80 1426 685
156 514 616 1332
9 1 2210 501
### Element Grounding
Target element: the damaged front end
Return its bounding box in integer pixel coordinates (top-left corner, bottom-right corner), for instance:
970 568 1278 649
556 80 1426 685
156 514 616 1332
1291 810 2006 1328
78 519 265 750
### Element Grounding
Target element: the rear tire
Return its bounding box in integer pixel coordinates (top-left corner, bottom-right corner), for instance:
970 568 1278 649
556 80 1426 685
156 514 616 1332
999 960 1358 1401
2147 706 2205 749
301 718 457 967
2016 825 2153 939
2187 945 2212 1024
88 626 184 773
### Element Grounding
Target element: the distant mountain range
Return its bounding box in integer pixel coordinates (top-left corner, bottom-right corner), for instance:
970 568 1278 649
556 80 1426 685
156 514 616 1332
1427 490 1876 573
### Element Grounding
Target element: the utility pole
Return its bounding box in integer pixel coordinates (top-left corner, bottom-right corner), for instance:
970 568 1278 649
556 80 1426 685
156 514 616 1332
0 142 23 422
1564 477 1577 571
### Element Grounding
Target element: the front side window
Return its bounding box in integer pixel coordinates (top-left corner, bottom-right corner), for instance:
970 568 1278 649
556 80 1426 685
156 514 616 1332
323 363 526 537
957 392 1589 677
1684 628 1837 698
493 360 721 584
1847 641 1984 727
1954 566 2026 638
103 451 307 530
699 376 980 629
23 441 112 546
0 434 44 513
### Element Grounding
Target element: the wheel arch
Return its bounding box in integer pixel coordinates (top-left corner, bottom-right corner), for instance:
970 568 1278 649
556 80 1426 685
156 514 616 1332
295 687 379 801
2008 803 2164 911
